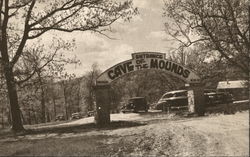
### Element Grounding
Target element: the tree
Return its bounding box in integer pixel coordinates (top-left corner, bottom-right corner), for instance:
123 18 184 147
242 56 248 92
0 0 137 132
59 73 77 120
46 79 60 121
82 63 101 112
163 0 249 76
17 39 79 123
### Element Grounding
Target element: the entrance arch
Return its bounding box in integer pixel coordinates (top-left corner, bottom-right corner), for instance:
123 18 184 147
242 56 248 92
96 52 200 85
94 52 205 126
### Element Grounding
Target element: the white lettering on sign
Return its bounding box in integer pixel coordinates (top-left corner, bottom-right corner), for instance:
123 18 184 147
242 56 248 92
96 52 200 85
132 52 165 60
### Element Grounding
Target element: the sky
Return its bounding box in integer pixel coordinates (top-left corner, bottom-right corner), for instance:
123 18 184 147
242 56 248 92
53 0 179 76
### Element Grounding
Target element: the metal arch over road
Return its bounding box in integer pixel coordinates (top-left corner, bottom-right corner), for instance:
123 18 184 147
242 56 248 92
96 52 201 85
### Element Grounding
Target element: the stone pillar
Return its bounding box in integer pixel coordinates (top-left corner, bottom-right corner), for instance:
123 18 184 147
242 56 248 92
186 83 205 116
94 84 111 126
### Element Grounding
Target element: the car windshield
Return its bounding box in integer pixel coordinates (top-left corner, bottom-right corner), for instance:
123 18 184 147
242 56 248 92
162 91 186 98
128 98 146 103
162 94 173 99
174 91 187 97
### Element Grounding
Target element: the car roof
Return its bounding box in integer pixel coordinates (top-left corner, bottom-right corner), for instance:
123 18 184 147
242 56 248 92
129 97 145 100
204 89 217 93
205 92 228 95
205 92 217 95
164 90 187 95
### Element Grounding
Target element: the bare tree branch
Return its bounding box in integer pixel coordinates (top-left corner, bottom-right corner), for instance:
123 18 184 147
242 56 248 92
16 49 58 85
10 0 36 67
163 0 249 75
201 17 248 74
225 0 249 47
9 0 33 9
29 0 93 28
28 13 121 39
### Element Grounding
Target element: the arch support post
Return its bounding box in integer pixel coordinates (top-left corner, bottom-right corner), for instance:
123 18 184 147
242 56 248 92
186 83 205 116
94 84 111 126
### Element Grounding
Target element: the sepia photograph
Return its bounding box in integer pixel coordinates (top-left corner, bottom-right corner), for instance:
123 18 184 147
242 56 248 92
0 0 249 156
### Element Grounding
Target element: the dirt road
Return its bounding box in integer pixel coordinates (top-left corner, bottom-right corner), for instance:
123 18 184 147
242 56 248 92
92 111 248 156
0 111 248 156
57 111 249 156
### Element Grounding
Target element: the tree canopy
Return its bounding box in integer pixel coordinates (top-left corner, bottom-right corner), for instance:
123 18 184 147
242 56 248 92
163 0 249 75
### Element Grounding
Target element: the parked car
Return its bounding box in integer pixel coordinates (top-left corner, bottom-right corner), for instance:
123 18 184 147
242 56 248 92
156 90 188 111
55 115 65 121
156 90 234 111
205 92 233 106
87 111 94 117
204 89 217 94
71 112 81 120
121 97 149 113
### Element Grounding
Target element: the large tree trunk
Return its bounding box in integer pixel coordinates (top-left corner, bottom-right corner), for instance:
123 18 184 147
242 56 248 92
0 0 24 132
4 68 24 131
1 28 24 131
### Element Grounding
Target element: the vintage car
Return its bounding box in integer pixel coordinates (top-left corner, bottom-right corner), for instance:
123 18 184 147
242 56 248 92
121 97 149 113
205 92 233 106
71 112 81 119
156 89 234 111
156 90 188 111
55 115 65 121
87 111 94 117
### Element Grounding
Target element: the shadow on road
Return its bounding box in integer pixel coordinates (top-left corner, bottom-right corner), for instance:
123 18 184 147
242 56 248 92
0 121 146 138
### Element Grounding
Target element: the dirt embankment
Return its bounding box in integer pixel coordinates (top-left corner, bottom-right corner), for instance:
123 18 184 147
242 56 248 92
104 111 249 156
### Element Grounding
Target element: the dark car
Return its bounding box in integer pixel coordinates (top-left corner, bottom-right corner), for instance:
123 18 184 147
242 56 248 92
205 92 233 106
121 97 149 113
55 115 65 121
156 90 233 111
71 112 81 120
87 111 94 117
156 90 188 111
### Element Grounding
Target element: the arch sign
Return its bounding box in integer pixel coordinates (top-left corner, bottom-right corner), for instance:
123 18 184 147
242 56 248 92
94 52 204 126
96 52 200 85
